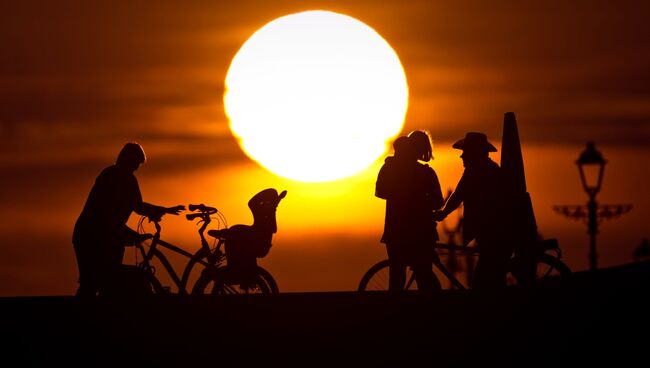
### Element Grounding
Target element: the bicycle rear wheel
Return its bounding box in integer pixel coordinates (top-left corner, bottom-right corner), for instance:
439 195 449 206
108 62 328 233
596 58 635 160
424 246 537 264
192 265 279 295
357 260 442 291
506 253 572 287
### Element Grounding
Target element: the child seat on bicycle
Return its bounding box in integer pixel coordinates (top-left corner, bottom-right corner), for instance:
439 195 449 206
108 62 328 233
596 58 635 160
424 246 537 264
207 188 287 284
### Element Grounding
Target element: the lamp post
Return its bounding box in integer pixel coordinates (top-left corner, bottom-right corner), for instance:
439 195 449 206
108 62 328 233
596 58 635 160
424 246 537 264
553 142 632 271
578 141 605 270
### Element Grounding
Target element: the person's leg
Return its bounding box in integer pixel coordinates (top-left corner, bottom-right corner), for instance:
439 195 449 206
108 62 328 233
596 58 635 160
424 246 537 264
474 240 510 290
73 242 99 297
412 264 437 291
388 264 406 291
473 256 497 290
386 243 406 292
411 244 440 291
512 246 537 288
97 244 126 297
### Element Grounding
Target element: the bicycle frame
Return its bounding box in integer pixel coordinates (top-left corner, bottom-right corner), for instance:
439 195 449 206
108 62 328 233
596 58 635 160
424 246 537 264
430 243 479 290
135 211 225 295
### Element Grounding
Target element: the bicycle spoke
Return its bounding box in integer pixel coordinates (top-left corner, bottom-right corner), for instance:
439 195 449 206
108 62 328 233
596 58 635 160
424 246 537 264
193 266 276 295
222 284 238 294
358 259 445 291
365 265 390 290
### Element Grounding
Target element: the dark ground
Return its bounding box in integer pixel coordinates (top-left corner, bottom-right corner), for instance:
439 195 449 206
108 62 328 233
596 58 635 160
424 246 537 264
3 261 650 367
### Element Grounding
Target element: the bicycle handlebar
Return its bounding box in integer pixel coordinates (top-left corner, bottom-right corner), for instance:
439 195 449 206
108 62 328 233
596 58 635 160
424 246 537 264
185 212 204 221
188 203 217 213
185 204 218 221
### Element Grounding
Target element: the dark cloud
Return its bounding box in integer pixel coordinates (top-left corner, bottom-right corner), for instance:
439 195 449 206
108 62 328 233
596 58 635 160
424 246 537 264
2 0 648 148
385 1 650 144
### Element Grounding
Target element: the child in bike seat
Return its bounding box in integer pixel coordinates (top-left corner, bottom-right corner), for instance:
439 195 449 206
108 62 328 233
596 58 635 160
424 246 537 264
208 188 287 286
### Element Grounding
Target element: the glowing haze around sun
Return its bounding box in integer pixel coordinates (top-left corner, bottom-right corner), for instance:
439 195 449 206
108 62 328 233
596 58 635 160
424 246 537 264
224 10 409 182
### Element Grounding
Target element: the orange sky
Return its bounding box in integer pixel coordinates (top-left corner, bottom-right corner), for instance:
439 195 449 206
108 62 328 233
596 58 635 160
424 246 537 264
1 1 649 295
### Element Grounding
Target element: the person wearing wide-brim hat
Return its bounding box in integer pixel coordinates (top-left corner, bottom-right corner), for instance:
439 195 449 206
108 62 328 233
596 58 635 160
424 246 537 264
433 132 513 290
451 132 498 153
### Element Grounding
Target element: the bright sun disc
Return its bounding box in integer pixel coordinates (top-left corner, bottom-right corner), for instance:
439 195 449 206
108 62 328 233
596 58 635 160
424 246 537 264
224 10 408 182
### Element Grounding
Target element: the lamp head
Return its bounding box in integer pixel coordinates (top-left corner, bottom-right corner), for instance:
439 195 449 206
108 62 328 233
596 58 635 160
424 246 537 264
576 141 606 197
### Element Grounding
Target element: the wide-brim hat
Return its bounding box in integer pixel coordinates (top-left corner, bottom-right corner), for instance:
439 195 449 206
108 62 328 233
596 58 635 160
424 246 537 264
452 132 497 152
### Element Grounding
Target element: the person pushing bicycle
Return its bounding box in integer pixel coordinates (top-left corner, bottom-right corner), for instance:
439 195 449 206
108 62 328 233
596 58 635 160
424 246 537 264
72 142 185 297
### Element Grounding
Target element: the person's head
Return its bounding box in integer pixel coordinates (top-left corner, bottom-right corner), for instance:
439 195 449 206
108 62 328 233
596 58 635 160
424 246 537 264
452 132 497 168
392 136 410 156
116 142 146 172
407 130 433 162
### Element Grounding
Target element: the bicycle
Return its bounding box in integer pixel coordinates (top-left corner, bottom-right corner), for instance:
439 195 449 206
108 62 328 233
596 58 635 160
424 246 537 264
131 203 279 295
358 238 572 291
193 188 287 295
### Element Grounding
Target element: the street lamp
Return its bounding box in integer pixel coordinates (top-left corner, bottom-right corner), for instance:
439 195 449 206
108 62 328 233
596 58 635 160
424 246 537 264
553 141 632 271
577 141 605 270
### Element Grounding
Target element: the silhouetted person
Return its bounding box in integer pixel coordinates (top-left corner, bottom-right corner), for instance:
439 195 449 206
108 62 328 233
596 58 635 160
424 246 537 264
376 131 444 292
433 132 513 290
72 142 185 297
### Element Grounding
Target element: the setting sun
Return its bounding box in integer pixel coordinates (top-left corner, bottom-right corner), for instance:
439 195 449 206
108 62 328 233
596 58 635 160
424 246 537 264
224 10 409 182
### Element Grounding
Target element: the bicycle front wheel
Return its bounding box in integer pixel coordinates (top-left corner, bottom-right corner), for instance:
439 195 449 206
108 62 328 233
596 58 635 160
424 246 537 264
358 260 442 291
192 265 279 295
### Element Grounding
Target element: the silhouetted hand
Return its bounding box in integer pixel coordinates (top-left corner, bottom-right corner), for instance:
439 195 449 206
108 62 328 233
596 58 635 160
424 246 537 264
432 210 447 222
127 233 153 246
166 205 186 215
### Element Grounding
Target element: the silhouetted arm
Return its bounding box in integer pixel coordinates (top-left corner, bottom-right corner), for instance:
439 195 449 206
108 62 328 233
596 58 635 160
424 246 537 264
429 168 444 210
135 202 185 218
433 174 466 221
440 190 463 217
118 223 152 246
131 179 185 217
375 161 392 200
